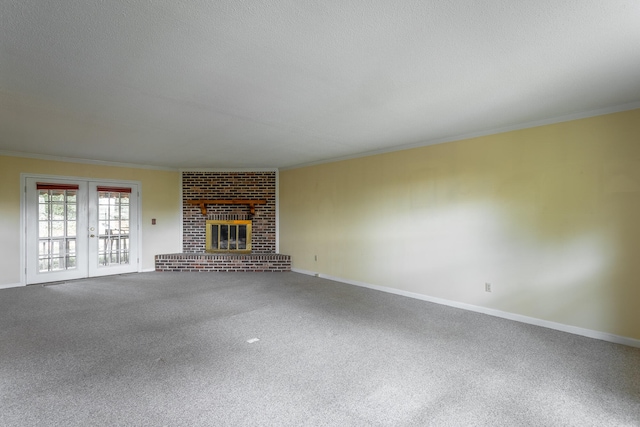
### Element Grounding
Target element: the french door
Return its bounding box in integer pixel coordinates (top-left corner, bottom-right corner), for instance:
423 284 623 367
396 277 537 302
25 177 139 284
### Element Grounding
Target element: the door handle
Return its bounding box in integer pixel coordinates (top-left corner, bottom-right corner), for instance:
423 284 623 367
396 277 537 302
90 234 95 237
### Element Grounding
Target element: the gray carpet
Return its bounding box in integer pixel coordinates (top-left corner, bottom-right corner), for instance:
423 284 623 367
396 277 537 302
1 272 639 426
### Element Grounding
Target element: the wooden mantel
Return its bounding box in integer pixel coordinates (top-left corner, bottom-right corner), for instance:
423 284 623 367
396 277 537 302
186 199 267 216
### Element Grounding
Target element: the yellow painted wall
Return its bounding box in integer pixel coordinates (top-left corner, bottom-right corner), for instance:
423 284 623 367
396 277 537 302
0 156 182 285
280 109 640 340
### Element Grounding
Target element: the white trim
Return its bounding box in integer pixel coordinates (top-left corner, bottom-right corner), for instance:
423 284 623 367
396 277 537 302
291 268 640 349
281 102 640 171
19 175 27 286
142 268 156 273
135 182 143 274
292 267 319 276
275 169 280 253
20 173 143 186
0 282 25 289
2 150 176 171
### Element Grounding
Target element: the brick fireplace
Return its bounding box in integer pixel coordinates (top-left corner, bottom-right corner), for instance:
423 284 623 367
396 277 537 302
155 171 291 272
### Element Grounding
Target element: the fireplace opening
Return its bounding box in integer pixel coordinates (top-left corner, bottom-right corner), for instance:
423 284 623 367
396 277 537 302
206 220 252 253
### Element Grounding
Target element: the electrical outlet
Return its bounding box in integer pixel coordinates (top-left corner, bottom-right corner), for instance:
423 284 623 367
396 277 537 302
485 282 492 292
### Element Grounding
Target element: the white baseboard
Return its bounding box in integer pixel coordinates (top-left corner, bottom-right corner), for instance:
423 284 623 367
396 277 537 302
292 268 640 348
292 267 319 277
0 282 25 289
142 268 157 273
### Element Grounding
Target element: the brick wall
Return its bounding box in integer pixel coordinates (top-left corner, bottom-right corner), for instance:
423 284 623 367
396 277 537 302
182 171 276 253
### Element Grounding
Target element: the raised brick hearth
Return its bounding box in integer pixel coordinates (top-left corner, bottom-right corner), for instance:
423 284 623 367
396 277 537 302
155 253 291 272
155 171 291 272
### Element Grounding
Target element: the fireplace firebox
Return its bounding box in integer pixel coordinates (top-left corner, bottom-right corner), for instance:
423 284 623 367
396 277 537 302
206 220 252 253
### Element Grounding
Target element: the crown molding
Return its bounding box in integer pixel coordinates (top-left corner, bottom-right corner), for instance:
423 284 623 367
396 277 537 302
0 150 178 171
280 102 640 171
3 102 639 173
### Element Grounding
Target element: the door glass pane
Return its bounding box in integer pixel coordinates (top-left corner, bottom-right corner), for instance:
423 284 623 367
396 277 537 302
51 221 65 237
39 203 49 220
109 203 120 219
51 203 65 220
67 221 76 236
39 241 49 256
67 203 76 220
39 221 49 238
97 190 131 267
51 240 62 256
37 188 78 273
50 191 65 202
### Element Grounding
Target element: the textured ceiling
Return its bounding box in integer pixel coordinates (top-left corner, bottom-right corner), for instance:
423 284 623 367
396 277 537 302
1 0 639 169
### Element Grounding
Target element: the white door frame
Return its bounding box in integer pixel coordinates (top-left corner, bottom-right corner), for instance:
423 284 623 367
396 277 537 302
20 173 142 285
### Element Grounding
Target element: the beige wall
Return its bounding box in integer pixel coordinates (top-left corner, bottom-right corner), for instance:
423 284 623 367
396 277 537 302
280 109 640 340
0 156 182 285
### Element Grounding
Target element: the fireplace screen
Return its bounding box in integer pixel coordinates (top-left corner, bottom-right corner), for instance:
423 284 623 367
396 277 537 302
206 220 251 253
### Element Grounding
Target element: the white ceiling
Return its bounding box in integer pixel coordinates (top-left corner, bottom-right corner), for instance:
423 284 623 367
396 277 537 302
1 1 639 170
